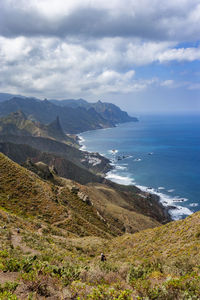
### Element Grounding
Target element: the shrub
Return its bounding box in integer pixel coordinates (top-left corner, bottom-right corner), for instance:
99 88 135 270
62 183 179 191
87 285 132 300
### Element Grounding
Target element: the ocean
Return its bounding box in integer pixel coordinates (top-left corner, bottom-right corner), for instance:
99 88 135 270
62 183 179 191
79 114 200 220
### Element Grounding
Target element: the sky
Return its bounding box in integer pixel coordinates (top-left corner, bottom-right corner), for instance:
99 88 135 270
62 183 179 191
0 0 200 114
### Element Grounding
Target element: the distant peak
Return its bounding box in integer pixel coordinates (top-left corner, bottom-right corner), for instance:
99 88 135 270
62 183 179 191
48 116 65 136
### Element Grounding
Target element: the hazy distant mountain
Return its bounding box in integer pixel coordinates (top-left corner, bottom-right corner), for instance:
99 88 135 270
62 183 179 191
50 98 138 123
50 98 89 108
0 97 114 133
0 92 29 102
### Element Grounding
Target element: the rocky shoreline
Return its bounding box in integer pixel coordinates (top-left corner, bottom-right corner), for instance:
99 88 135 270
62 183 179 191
77 134 172 224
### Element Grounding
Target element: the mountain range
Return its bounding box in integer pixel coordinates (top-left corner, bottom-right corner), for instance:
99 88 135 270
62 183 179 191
0 92 199 299
0 94 137 133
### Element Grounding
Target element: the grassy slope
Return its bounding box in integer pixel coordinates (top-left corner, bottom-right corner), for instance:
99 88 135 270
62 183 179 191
109 211 200 265
0 153 200 299
0 153 113 238
83 183 161 233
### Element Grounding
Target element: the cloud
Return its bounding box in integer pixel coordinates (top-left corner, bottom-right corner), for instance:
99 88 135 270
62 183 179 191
0 36 138 97
0 0 199 99
158 47 200 62
160 80 175 87
0 0 200 42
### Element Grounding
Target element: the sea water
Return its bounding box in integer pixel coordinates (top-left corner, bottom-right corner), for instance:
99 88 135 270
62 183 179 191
79 114 200 220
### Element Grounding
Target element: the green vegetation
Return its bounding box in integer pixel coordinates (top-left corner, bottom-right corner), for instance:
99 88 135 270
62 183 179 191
0 153 199 298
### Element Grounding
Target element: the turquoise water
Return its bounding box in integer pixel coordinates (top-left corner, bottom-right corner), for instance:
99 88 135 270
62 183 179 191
79 115 200 220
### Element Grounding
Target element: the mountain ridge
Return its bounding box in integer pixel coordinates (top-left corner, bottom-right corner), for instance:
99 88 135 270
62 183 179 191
0 111 75 145
0 96 137 134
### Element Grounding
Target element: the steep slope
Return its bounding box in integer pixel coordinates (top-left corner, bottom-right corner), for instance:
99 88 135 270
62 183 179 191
91 100 138 123
0 111 74 145
0 135 111 175
0 142 104 184
109 211 200 264
50 98 138 123
0 143 169 226
0 97 113 133
0 153 113 237
0 153 199 299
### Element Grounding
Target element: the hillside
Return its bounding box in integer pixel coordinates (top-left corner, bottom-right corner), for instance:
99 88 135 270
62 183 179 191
0 153 114 237
0 153 199 299
0 145 169 225
0 97 114 133
0 95 198 299
0 142 104 185
0 111 75 145
0 135 111 177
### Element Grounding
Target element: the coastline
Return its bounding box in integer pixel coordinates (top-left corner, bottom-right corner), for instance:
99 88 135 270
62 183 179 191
78 123 195 221
78 133 173 222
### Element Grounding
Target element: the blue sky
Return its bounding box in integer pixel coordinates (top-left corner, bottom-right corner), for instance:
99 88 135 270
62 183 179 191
0 0 199 113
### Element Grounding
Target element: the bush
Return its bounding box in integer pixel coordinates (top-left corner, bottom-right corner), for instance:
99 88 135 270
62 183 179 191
0 282 19 300
87 285 132 300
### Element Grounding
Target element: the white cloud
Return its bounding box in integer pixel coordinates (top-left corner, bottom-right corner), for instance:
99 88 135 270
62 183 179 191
158 47 200 62
0 0 200 42
0 34 199 98
0 1 199 98
160 80 175 87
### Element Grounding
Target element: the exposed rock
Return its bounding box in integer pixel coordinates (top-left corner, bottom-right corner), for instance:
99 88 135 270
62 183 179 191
96 210 106 222
77 191 92 205
25 160 53 180
71 186 79 194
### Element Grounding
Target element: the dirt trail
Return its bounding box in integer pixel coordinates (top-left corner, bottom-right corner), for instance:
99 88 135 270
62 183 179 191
0 272 20 284
11 229 39 255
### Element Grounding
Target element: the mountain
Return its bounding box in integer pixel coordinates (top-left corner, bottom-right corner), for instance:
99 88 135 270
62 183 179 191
0 111 75 145
0 141 104 185
0 92 26 102
0 96 137 133
0 152 112 237
50 98 138 123
0 134 112 176
0 152 165 231
0 97 115 133
50 98 89 108
1 93 197 299
0 153 199 298
0 143 169 224
92 100 138 123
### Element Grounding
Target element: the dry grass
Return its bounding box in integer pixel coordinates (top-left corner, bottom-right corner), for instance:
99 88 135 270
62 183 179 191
0 153 200 299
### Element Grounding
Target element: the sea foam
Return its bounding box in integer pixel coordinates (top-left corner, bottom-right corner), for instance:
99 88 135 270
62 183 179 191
106 168 193 220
